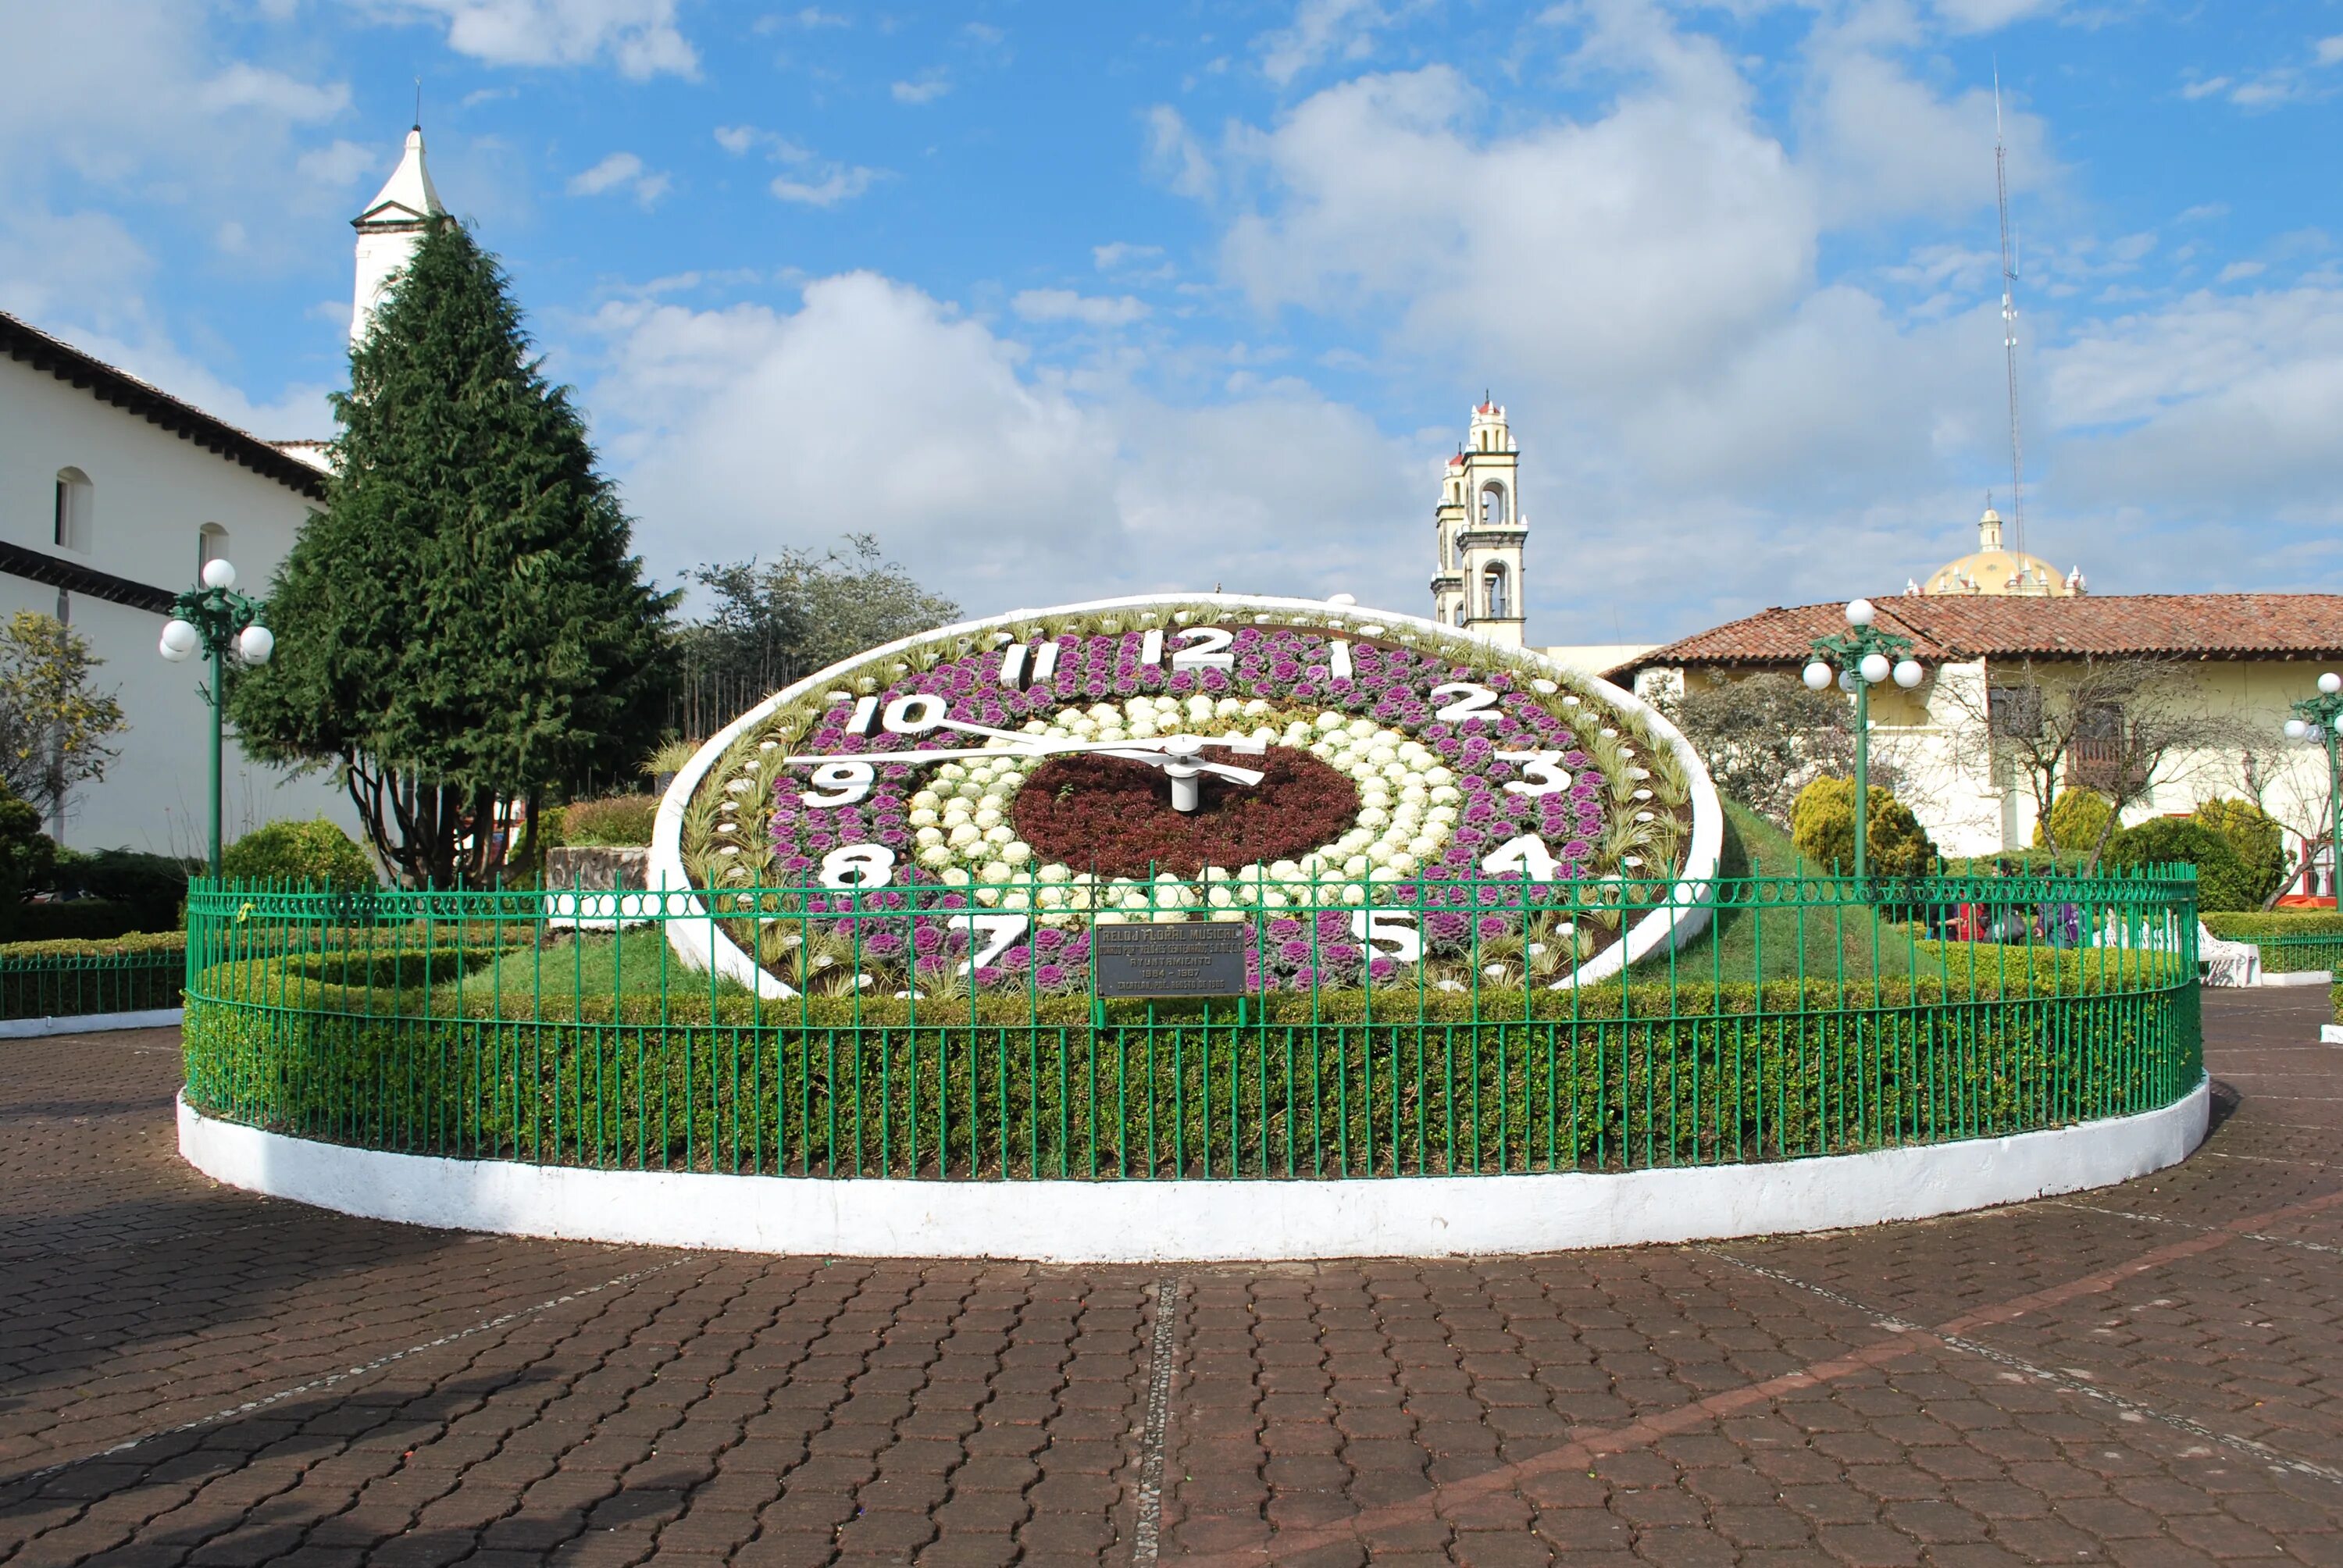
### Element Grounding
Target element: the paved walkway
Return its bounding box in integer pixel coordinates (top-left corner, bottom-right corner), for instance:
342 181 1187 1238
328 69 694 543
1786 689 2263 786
1 991 2338 1566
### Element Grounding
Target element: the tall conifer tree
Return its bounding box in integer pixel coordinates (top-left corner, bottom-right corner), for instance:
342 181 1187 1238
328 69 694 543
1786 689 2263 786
235 218 676 886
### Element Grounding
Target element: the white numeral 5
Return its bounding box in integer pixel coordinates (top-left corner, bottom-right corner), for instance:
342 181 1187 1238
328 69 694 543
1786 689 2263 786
1349 907 1422 961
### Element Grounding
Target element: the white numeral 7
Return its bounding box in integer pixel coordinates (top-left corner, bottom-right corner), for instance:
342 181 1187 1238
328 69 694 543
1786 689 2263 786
955 913 1031 974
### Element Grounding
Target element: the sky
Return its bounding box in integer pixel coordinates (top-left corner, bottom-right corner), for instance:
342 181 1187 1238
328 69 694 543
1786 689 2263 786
5 0 2339 647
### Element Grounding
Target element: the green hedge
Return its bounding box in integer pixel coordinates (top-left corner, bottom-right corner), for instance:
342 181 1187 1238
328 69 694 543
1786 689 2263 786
2201 911 2343 974
1 933 186 1020
184 950 2199 1180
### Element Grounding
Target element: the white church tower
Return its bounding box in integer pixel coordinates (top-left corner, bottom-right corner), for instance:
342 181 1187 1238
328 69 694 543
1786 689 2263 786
1428 399 1525 645
351 125 444 345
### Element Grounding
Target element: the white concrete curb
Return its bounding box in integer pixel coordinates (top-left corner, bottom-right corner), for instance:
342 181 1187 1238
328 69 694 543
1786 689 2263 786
2320 1024 2342 1046
1 1007 184 1039
2257 969 2333 988
179 1077 2209 1263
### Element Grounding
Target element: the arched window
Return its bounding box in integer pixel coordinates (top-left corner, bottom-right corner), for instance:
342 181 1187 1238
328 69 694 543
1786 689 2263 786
1483 561 1510 620
198 523 230 572
1479 484 1506 529
53 469 92 553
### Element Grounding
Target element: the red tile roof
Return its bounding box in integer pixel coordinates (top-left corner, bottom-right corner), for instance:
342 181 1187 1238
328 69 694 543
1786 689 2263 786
1613 593 2343 675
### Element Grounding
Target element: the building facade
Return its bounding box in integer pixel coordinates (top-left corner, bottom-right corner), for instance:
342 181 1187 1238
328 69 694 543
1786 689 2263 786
1429 401 1525 646
0 312 350 853
1617 594 2343 876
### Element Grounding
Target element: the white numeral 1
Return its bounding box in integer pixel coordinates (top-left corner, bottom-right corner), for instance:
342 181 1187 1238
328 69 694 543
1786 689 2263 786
1141 628 1164 665
844 695 879 736
1330 640 1353 681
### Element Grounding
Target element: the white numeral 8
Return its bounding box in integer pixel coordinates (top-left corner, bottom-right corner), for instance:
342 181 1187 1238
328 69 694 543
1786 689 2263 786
819 843 896 890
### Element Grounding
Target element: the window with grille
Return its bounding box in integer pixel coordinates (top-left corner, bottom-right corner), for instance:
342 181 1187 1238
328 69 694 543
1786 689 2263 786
1987 684 2042 738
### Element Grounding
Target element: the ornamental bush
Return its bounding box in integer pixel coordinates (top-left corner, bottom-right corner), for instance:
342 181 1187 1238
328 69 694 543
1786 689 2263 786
2193 797 2287 907
553 793 658 846
1789 778 1936 878
221 819 376 888
2104 818 2254 912
2034 789 2114 857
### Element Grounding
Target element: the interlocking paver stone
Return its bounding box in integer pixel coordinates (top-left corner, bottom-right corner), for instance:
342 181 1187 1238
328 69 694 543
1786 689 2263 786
4 994 2342 1563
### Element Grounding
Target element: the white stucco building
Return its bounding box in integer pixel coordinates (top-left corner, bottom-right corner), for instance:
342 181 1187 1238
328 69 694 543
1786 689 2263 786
1429 401 1526 646
0 125 444 857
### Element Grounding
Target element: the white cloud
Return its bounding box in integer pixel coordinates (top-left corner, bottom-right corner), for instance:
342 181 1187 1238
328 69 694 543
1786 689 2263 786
587 273 1429 612
1143 105 1215 201
2218 260 2266 283
568 150 671 205
1256 0 1419 87
1799 49 2052 224
387 0 697 78
1928 0 2065 30
772 166 880 207
2319 35 2343 67
294 139 381 189
1093 242 1165 271
196 63 351 120
892 73 951 104
1011 290 1150 326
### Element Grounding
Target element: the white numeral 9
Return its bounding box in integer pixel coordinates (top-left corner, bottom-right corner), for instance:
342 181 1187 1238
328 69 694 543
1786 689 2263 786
801 761 875 807
819 843 896 889
1432 682 1498 722
1496 750 1571 796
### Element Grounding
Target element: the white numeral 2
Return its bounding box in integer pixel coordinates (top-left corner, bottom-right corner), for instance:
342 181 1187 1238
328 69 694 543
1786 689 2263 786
1432 682 1498 722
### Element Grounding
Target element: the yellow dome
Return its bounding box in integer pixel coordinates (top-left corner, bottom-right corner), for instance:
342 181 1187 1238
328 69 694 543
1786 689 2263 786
1920 509 2084 598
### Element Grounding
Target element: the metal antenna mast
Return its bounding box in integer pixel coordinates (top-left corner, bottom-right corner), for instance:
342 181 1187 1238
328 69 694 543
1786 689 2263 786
1994 69 2025 557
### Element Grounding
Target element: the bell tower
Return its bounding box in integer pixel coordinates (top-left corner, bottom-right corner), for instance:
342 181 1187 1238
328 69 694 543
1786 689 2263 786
351 125 444 346
1428 398 1525 644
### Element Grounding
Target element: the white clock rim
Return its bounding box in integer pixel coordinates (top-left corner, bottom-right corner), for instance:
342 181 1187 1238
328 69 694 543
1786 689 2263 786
649 592 1724 1000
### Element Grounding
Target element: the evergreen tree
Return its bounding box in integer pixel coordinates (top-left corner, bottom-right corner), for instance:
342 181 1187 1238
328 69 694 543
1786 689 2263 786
234 219 676 886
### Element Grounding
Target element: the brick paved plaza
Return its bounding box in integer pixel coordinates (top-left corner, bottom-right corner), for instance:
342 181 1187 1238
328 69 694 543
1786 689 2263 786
2 989 2338 1566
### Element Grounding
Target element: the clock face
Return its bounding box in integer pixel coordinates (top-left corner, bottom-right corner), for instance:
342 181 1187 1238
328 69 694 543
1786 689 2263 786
669 597 1705 996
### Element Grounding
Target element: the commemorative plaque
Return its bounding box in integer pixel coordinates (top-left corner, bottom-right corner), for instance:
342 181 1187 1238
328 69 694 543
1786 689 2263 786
1092 921 1249 1000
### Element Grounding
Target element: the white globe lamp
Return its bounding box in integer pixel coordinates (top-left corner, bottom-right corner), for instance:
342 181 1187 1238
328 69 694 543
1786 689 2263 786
201 558 237 590
1892 659 1924 690
237 625 276 665
160 618 200 662
2321 672 2341 696
1838 670 1857 694
2334 714 2343 736
1845 598 1875 627
1802 661 1833 691
1858 652 1892 686
2285 718 2309 740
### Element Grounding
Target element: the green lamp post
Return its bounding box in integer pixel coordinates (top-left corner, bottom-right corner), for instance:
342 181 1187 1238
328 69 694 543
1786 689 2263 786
1803 598 1925 882
159 559 274 879
2283 672 2343 906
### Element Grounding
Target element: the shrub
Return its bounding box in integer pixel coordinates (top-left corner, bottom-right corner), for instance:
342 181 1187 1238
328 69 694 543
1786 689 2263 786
14 901 147 942
0 782 56 940
2035 789 2114 857
1789 778 1936 878
221 818 376 888
555 793 658 847
47 848 194 931
2194 797 2287 907
2104 818 2254 912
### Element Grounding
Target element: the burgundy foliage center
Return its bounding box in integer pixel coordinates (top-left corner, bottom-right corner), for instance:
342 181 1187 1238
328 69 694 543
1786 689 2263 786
1011 748 1361 880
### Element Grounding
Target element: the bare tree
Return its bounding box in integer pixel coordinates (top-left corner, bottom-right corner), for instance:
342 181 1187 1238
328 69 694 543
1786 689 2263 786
1658 670 1918 828
2223 723 2334 905
1934 654 2232 867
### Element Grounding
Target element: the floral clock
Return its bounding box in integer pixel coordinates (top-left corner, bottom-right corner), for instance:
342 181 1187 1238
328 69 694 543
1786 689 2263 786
654 596 1721 999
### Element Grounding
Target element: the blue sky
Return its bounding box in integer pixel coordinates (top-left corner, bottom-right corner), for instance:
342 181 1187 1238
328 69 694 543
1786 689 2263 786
5 0 2340 644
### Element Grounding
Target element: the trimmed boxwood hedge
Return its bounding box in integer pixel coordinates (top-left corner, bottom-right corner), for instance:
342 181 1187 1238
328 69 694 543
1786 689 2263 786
184 944 2199 1181
1 932 186 1020
2201 911 2343 973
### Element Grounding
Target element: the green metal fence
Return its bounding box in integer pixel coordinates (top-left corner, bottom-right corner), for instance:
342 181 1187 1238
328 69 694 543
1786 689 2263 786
2 943 187 1021
181 868 2202 1181
2248 932 2343 975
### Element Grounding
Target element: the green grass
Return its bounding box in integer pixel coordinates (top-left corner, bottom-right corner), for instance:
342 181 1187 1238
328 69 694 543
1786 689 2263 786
438 930 754 1009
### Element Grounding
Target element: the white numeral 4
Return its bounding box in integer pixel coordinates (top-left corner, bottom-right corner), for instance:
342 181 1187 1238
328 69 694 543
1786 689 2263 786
1481 834 1559 882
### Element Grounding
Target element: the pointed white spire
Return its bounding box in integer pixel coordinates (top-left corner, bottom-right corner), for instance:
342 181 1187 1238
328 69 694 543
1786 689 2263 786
351 126 445 347
357 127 443 227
